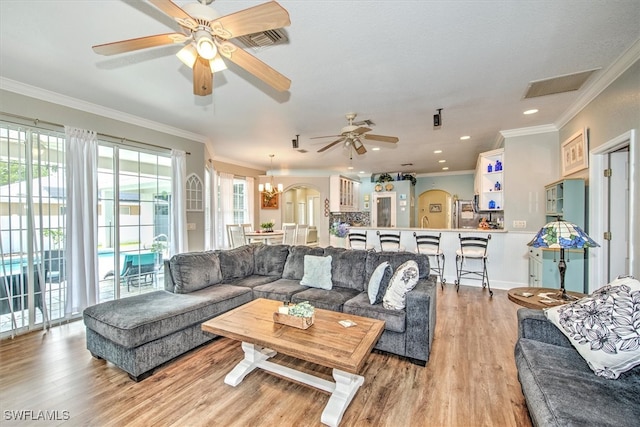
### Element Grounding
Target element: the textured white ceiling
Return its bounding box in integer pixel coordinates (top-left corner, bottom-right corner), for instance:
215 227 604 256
1 0 639 176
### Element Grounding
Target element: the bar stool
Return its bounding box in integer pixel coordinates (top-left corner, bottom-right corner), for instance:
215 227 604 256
414 232 445 289
347 231 371 250
376 231 404 252
455 233 492 297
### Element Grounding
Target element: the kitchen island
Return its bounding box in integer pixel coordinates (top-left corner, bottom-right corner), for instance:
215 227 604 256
341 227 534 291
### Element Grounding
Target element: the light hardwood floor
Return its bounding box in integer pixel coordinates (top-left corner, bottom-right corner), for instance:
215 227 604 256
0 285 532 427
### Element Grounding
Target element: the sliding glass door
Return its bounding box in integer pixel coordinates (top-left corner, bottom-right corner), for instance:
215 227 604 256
0 121 172 336
97 146 171 301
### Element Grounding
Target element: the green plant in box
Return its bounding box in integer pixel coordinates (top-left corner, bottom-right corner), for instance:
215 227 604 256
288 301 314 317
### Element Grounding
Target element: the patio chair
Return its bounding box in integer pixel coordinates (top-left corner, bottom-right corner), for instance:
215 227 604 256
120 252 157 291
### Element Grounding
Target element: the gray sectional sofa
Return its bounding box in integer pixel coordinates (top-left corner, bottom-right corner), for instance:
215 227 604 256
515 308 640 427
83 244 437 381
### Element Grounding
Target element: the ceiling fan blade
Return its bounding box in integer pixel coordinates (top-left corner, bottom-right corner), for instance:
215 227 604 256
317 138 345 153
193 56 213 96
213 1 291 39
148 0 197 30
353 127 372 134
354 139 367 155
310 134 341 140
92 33 188 55
217 41 290 91
364 134 399 143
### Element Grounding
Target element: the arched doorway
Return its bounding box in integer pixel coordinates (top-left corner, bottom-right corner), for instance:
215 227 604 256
417 190 452 229
281 185 322 227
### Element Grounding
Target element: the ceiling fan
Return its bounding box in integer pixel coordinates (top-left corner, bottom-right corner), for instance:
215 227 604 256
312 113 399 155
92 0 291 96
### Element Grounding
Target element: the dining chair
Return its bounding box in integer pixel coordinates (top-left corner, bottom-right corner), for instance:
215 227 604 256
226 224 247 248
413 232 445 289
455 233 492 297
376 230 404 252
306 226 319 246
295 224 309 245
281 224 297 245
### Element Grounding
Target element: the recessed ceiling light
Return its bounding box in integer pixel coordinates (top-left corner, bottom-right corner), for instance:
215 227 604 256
442 167 449 170
460 136 471 140
348 166 354 170
438 159 446 163
359 171 366 174
372 147 381 151
433 150 442 154
524 109 539 115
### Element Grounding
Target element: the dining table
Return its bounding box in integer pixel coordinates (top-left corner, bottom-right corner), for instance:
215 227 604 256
244 230 284 245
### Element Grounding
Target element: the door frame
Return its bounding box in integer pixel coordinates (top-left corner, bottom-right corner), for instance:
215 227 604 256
588 129 637 292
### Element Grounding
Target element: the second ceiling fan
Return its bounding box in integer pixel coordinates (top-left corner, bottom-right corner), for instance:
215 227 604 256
313 113 399 155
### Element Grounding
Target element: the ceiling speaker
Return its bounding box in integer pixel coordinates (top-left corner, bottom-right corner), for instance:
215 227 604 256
433 108 442 127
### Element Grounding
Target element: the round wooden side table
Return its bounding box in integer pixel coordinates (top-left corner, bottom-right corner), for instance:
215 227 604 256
508 287 586 309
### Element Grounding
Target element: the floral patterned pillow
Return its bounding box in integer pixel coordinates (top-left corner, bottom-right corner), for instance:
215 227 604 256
544 276 640 379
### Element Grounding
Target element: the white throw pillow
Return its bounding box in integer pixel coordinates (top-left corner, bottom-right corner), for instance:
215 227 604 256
383 260 419 310
544 275 640 379
300 255 333 290
368 261 391 304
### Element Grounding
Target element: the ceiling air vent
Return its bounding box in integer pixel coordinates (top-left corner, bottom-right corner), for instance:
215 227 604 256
237 29 288 51
523 68 600 99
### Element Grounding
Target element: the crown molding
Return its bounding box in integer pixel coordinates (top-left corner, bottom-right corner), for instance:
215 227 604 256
0 78 209 144
555 38 640 129
500 124 558 139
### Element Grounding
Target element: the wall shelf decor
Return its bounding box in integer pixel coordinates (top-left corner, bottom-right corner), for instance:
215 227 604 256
186 173 203 212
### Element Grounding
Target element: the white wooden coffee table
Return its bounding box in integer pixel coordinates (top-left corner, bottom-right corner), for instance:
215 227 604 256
202 298 385 427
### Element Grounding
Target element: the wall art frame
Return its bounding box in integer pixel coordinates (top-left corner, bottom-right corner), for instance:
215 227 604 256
261 193 279 209
562 128 589 176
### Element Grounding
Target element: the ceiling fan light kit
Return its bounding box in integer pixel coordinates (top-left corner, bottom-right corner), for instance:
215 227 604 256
92 0 291 96
195 31 217 59
313 113 399 155
176 44 198 67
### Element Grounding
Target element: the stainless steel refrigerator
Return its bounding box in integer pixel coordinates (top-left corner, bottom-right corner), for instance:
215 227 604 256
453 199 482 229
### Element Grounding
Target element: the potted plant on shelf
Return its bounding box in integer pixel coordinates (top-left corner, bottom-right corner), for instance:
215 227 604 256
376 173 394 183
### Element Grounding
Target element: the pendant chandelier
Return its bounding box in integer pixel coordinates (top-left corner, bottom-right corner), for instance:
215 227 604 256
259 154 283 198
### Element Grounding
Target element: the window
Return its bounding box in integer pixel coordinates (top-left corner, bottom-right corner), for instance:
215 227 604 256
233 179 246 224
214 174 250 249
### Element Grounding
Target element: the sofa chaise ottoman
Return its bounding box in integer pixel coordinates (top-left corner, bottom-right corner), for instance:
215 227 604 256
83 244 437 380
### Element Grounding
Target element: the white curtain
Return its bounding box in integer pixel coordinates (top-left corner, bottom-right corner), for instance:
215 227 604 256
204 163 217 250
218 172 234 248
171 149 188 255
64 126 98 316
246 176 255 230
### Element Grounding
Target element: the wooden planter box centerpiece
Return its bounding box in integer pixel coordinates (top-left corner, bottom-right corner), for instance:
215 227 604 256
273 301 315 330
